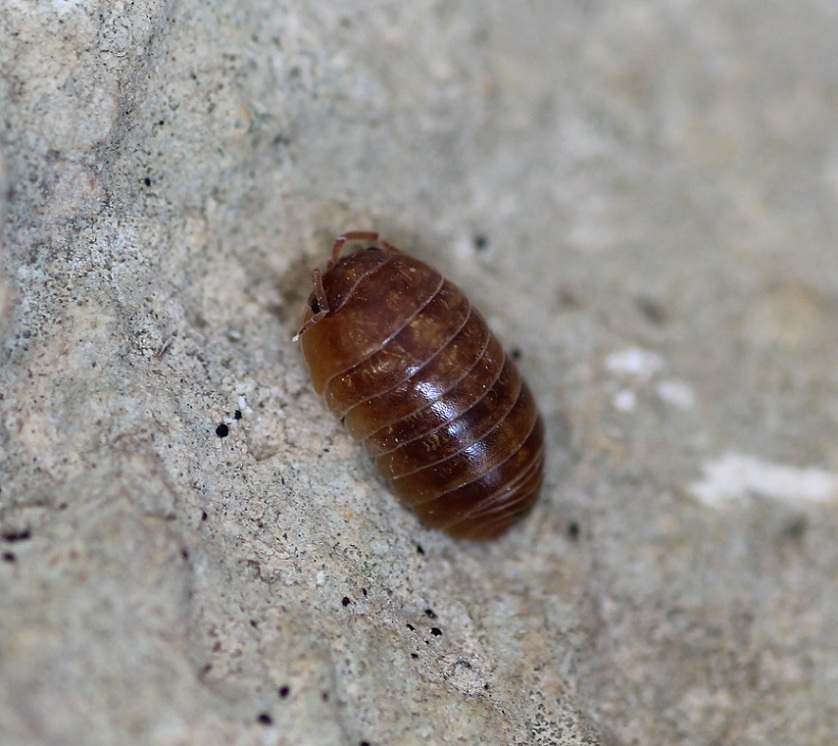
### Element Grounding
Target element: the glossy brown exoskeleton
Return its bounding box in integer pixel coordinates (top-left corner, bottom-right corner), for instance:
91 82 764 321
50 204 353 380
296 232 545 540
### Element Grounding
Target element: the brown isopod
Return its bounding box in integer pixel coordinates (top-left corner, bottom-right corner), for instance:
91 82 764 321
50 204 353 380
295 231 545 540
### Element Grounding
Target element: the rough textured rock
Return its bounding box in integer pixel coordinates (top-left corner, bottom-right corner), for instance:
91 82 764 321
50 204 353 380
1 1 837 745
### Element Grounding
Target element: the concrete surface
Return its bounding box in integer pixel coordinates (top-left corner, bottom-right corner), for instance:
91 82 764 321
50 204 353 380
1 1 837 744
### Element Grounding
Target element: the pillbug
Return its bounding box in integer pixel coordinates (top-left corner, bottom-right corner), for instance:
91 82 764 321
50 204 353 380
295 231 545 540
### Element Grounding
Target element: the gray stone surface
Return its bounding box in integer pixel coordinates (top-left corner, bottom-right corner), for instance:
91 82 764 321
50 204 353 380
1 1 837 744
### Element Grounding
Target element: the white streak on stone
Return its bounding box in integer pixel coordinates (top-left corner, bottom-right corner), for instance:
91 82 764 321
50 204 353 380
690 452 838 509
656 379 696 409
604 347 665 381
613 389 637 412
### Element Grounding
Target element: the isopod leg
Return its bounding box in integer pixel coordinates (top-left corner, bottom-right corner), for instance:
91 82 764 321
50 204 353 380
329 231 380 267
293 268 330 340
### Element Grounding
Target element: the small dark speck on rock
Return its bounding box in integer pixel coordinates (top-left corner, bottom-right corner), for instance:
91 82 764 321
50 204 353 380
342 596 351 607
568 521 581 540
425 608 437 619
473 234 488 251
636 296 667 324
430 627 442 637
216 423 229 437
201 511 208 521
257 713 272 725
781 516 808 543
416 543 425 555
2 529 31 543
558 289 580 308
278 685 290 699
2 552 16 563
234 409 242 419
510 348 522 361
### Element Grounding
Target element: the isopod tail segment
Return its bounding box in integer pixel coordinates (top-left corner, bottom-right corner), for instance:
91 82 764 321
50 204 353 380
294 231 397 340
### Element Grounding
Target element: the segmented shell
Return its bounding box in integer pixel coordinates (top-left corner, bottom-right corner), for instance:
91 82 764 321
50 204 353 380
296 232 545 540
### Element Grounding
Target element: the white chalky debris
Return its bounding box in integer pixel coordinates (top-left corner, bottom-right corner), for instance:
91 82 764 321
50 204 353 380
656 379 696 409
690 452 838 509
613 389 638 412
604 347 665 382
